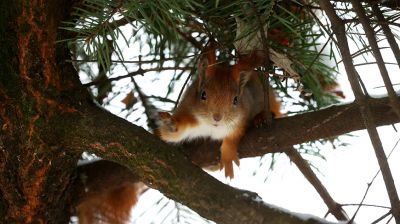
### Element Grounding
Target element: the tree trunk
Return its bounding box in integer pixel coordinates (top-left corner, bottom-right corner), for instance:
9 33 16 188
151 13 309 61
0 0 85 222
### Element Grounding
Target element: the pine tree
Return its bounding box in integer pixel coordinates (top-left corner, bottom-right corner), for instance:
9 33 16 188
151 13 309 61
0 0 399 223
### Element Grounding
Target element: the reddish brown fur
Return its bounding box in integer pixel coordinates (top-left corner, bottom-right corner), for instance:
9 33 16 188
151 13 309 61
77 183 144 224
158 46 281 178
74 161 146 224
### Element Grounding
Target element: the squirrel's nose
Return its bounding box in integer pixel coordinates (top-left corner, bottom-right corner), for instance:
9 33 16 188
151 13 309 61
213 113 222 122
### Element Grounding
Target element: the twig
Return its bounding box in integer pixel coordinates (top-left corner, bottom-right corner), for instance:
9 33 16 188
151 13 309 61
82 67 192 87
285 147 349 221
374 83 400 89
350 137 400 222
303 32 335 76
341 203 391 210
131 66 159 131
371 4 400 70
303 1 340 47
247 0 275 125
371 211 392 224
84 3 123 43
69 54 196 64
319 1 400 223
106 16 132 31
348 182 372 224
351 1 400 120
175 27 203 50
350 2 400 222
354 62 398 67
174 69 194 110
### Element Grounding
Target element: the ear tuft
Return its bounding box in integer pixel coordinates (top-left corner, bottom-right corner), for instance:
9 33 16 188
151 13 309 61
198 42 217 89
238 71 253 93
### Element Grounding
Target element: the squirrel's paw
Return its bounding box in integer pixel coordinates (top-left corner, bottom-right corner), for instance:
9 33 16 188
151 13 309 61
158 112 177 132
220 153 240 179
157 112 180 142
253 112 267 128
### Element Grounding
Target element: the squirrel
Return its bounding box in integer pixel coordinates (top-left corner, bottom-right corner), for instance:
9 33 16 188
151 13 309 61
73 160 146 224
157 46 281 178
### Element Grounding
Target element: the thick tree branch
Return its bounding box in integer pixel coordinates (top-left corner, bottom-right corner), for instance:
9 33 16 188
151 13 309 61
67 95 399 223
187 96 399 167
69 104 331 224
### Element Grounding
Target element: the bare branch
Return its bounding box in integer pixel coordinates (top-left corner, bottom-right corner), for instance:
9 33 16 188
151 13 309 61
350 137 400 222
69 54 196 64
371 211 392 224
82 67 192 87
285 147 349 221
351 1 400 120
319 1 400 222
371 4 400 69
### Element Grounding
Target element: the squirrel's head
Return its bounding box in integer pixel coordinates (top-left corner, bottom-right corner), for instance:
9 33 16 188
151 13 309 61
193 48 254 127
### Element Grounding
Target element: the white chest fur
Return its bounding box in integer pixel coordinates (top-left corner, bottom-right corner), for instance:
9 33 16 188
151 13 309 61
178 116 239 141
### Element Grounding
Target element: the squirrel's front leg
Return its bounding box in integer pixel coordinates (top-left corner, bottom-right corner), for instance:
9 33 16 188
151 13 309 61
220 128 245 178
157 112 197 143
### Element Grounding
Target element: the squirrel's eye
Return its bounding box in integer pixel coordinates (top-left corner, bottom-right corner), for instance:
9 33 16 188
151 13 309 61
200 91 207 101
233 96 239 105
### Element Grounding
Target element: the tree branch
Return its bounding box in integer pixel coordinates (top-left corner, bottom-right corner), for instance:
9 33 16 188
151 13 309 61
350 2 400 221
351 1 400 120
82 67 192 87
319 1 400 222
187 95 399 167
68 95 399 223
69 104 331 224
371 4 400 70
285 147 349 221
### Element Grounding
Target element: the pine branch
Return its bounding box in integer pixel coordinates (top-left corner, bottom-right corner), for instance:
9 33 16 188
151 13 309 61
247 0 274 124
319 1 400 222
175 27 203 49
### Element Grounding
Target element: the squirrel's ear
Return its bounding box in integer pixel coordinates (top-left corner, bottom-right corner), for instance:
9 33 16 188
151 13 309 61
197 55 209 90
239 71 254 88
237 70 253 94
198 42 217 88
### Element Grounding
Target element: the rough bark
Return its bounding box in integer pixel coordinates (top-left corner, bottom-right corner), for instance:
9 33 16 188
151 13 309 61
0 0 88 222
67 105 330 224
0 0 330 223
0 0 399 223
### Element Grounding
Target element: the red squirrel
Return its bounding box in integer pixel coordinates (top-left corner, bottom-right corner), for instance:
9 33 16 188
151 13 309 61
74 160 146 224
158 47 281 178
